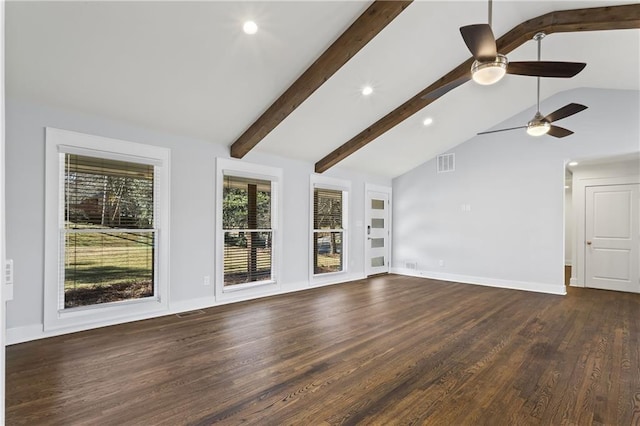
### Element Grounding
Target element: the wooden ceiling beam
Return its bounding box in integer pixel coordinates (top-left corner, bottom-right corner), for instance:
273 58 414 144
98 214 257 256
315 4 640 174
230 0 413 159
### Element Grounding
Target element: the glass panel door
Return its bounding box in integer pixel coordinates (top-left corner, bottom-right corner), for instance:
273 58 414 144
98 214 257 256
365 189 390 276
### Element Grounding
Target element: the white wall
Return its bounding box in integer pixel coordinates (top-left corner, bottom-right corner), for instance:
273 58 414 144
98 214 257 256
5 98 390 342
1 1 6 420
392 88 639 295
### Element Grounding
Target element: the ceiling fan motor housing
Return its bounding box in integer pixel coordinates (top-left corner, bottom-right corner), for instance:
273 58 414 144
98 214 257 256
526 112 551 136
471 54 509 85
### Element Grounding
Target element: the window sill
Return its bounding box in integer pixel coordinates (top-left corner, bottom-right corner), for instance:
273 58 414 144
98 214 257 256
222 280 277 293
58 296 160 317
45 296 168 331
310 270 349 287
312 270 346 279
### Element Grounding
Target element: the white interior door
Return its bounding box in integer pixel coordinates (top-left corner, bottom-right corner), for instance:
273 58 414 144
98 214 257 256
365 190 390 276
585 184 639 293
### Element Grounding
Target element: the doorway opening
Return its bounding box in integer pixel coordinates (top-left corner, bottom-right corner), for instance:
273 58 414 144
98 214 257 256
565 154 640 293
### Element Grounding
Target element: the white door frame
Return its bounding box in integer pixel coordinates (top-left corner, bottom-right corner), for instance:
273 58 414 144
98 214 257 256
572 175 640 288
364 184 392 276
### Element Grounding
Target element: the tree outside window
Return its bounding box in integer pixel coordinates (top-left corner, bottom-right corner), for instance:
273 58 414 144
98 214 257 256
63 154 156 308
222 175 273 286
313 188 344 274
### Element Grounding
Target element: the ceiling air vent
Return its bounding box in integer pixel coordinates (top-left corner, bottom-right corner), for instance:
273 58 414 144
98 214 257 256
437 153 455 173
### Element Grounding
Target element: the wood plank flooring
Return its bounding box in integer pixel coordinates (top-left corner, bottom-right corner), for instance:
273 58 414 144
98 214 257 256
6 275 640 425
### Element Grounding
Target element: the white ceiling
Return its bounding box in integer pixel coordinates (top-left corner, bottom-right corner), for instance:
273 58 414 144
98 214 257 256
6 1 640 179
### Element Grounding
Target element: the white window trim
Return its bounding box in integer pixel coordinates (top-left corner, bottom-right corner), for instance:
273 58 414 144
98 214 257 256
309 174 350 286
215 158 282 301
44 128 170 331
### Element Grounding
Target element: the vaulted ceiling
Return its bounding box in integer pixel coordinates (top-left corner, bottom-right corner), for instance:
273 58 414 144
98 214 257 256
6 1 640 178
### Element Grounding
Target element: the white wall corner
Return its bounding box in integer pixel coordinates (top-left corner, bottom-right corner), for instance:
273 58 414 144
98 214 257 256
390 267 422 279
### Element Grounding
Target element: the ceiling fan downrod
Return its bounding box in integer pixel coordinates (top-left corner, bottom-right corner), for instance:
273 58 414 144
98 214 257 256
527 32 550 136
534 32 545 114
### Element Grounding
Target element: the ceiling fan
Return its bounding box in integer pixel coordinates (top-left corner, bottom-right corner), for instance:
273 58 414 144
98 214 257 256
423 0 586 99
477 32 588 138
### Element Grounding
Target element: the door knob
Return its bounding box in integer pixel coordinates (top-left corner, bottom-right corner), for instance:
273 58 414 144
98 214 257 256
586 241 592 245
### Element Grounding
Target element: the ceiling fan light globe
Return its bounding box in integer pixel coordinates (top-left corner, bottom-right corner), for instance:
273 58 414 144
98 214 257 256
526 120 551 136
471 54 508 85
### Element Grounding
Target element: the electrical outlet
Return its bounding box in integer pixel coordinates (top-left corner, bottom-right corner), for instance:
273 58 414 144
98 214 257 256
5 259 13 285
5 259 14 301
438 259 445 267
203 275 211 286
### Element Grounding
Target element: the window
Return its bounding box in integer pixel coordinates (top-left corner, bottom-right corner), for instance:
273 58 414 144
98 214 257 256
313 188 344 274
311 176 349 278
223 175 272 286
216 159 281 297
63 154 156 308
45 128 169 331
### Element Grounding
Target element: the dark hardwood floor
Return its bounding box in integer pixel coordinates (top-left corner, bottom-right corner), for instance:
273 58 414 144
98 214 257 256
6 275 640 425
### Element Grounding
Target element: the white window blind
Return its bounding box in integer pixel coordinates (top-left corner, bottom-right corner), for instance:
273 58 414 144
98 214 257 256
313 187 344 275
223 174 273 286
61 153 157 309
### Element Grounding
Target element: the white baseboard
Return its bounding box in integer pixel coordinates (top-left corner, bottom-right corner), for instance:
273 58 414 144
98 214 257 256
390 267 567 296
6 324 44 345
310 273 366 289
168 298 215 314
569 277 581 287
6 274 367 345
10 270 564 345
8 306 178 345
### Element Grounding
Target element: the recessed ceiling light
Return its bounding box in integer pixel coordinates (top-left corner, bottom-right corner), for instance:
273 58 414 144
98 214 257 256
423 117 434 127
243 21 258 35
362 86 373 96
568 161 579 166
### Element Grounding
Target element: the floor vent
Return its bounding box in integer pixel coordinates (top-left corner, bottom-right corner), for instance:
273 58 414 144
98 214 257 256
176 309 205 318
437 153 455 173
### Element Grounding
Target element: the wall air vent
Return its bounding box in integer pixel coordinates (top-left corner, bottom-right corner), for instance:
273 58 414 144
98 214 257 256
437 153 455 173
